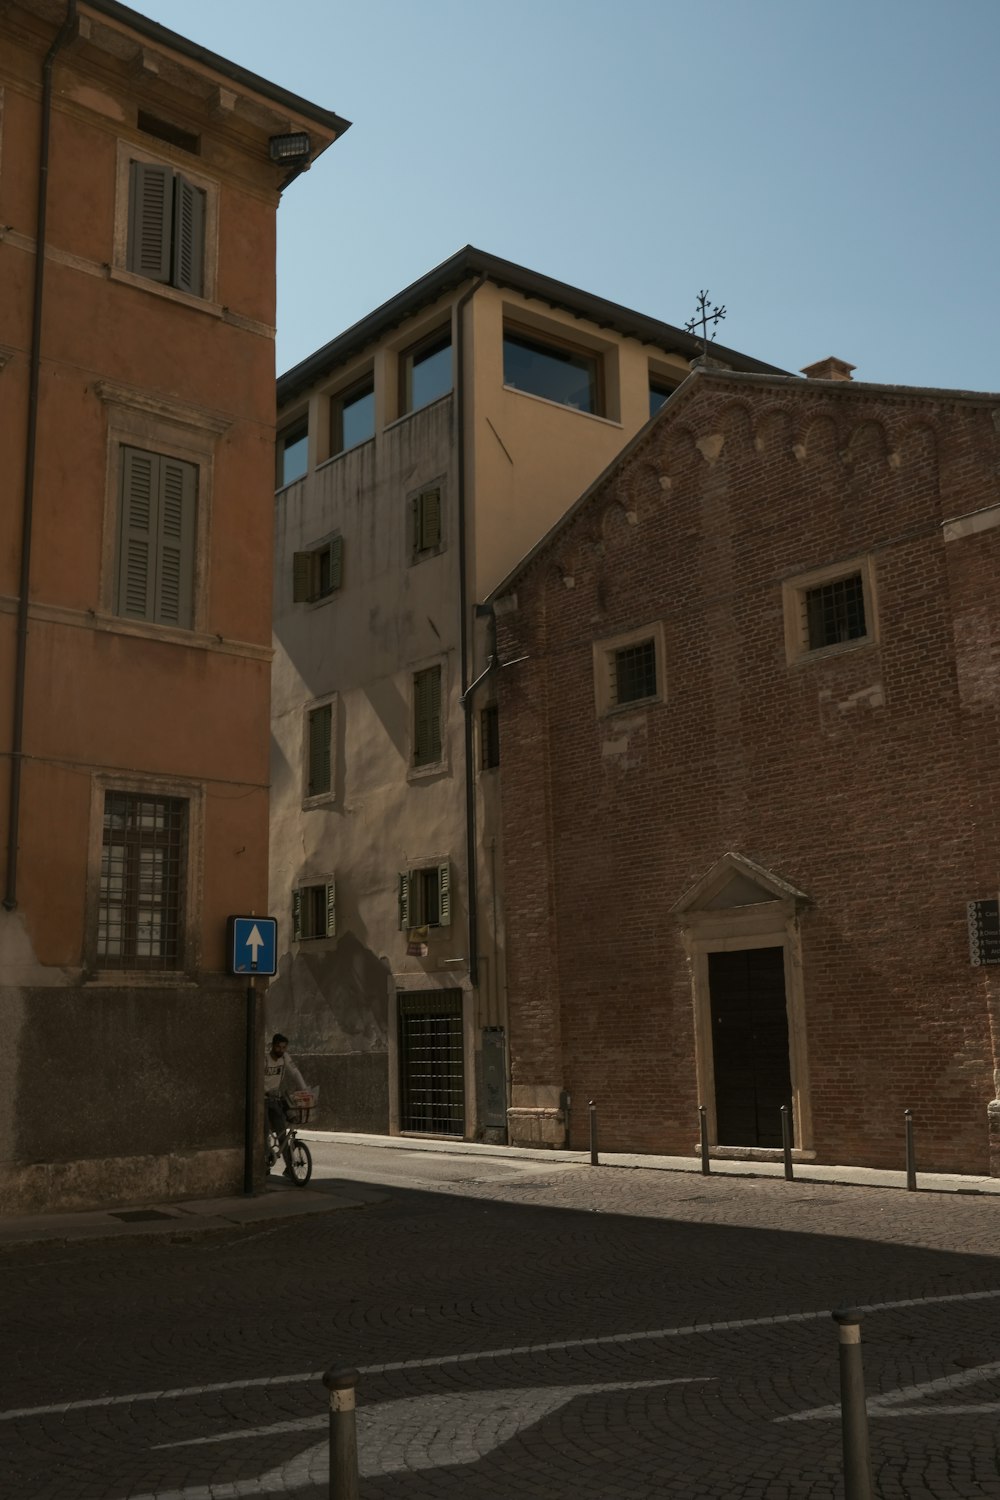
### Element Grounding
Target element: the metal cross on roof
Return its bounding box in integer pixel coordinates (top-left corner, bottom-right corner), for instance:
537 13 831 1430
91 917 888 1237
685 290 726 353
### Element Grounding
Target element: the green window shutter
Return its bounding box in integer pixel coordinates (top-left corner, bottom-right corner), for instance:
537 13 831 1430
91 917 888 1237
292 552 313 603
307 704 332 796
328 535 344 591
172 174 205 296
291 888 302 942
155 456 196 627
437 861 451 927
414 666 442 766
117 447 157 619
398 872 410 930
419 488 441 551
325 880 336 938
127 160 174 283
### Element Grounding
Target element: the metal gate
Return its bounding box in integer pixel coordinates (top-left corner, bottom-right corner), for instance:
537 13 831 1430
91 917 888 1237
398 991 465 1137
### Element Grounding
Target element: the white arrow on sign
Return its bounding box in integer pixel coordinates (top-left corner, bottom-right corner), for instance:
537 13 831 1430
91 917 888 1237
245 924 264 967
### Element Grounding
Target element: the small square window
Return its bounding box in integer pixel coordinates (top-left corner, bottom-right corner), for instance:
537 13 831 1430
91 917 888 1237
398 862 451 929
783 558 876 664
410 485 443 559
292 880 336 941
400 328 452 415
331 376 374 455
413 664 443 768
481 703 500 770
594 623 665 717
293 536 343 604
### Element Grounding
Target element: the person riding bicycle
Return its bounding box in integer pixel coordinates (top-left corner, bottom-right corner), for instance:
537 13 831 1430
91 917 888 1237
264 1032 308 1178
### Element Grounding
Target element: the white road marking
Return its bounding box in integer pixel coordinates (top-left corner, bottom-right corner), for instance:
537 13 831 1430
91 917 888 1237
777 1358 1000 1422
2 1284 998 1424
130 1380 704 1499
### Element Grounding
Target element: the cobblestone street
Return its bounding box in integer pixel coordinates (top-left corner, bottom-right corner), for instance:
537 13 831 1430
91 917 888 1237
3 1143 1000 1498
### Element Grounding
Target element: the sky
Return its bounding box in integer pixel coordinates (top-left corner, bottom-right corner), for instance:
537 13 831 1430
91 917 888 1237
126 0 1000 391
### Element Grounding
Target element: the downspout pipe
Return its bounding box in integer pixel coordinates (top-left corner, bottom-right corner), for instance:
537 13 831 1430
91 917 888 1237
454 274 487 984
4 0 77 912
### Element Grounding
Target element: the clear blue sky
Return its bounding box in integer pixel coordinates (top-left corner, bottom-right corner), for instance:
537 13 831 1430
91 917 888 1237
128 0 1000 391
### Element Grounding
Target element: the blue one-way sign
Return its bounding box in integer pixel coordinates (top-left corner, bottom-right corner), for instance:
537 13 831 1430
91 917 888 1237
227 915 277 976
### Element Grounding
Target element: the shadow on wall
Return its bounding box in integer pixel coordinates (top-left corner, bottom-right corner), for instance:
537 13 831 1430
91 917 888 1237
267 930 391 1134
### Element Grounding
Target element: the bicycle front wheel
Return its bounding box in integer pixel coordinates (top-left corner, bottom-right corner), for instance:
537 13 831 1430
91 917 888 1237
289 1138 312 1185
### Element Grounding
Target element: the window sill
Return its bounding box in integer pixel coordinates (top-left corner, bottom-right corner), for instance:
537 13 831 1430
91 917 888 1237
600 694 663 720
502 383 623 428
109 265 222 318
302 792 337 811
789 636 876 667
409 546 445 568
408 758 449 782
85 971 198 988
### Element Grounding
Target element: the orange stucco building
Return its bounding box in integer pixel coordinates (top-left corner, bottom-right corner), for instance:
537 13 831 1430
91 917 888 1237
0 0 347 1212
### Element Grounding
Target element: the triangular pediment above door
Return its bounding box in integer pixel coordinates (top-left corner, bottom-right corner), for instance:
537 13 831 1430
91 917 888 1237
671 852 809 916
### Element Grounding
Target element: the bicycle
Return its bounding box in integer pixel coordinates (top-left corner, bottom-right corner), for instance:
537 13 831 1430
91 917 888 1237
266 1088 316 1185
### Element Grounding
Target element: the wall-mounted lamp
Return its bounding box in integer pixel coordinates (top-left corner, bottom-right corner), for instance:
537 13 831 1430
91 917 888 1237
269 131 311 165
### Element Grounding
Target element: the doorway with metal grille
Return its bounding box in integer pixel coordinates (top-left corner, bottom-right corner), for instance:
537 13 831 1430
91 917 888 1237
398 991 465 1137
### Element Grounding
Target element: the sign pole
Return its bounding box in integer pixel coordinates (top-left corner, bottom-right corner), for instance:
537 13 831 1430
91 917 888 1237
243 974 257 1196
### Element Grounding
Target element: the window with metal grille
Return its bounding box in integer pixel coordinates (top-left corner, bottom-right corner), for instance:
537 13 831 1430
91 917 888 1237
116 446 197 629
804 573 867 650
398 991 465 1137
292 881 336 941
612 638 657 705
481 703 500 769
306 702 333 798
410 486 443 559
98 792 186 968
413 665 442 767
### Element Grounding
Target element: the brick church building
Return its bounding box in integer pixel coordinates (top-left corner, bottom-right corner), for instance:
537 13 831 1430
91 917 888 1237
491 360 1000 1176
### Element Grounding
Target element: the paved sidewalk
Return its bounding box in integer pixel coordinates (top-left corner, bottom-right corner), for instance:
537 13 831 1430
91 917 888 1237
305 1128 1000 1195
0 1177 379 1250
1 1131 996 1252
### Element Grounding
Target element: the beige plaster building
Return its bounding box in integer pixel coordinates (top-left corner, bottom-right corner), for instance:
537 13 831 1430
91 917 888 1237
269 248 782 1140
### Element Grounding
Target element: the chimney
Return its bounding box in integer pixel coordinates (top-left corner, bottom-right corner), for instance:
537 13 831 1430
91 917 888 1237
800 356 855 382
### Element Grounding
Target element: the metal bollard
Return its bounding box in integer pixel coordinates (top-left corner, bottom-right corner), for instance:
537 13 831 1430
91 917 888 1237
781 1105 794 1181
323 1367 360 1500
904 1108 917 1192
699 1104 711 1175
589 1099 599 1166
832 1310 874 1500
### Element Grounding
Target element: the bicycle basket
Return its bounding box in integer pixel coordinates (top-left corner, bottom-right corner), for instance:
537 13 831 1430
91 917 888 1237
287 1088 318 1125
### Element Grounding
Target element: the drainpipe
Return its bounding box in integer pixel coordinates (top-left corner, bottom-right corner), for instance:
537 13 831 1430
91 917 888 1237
454 274 487 983
4 0 77 912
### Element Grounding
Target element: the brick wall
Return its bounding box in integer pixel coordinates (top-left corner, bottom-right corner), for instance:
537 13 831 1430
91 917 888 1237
496 373 1000 1173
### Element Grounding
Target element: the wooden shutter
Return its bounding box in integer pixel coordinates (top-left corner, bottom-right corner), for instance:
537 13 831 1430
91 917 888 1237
172 174 205 296
324 880 336 938
398 872 410 930
437 861 451 927
308 704 332 796
127 161 173 283
117 447 157 619
291 888 302 942
419 488 441 551
414 666 442 766
292 552 314 603
156 457 196 627
328 535 344 591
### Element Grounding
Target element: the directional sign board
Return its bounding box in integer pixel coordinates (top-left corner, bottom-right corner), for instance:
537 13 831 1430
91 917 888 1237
227 915 278 976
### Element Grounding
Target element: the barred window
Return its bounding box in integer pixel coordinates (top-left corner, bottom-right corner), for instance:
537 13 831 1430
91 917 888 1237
612 638 657 706
98 792 186 968
804 573 867 650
